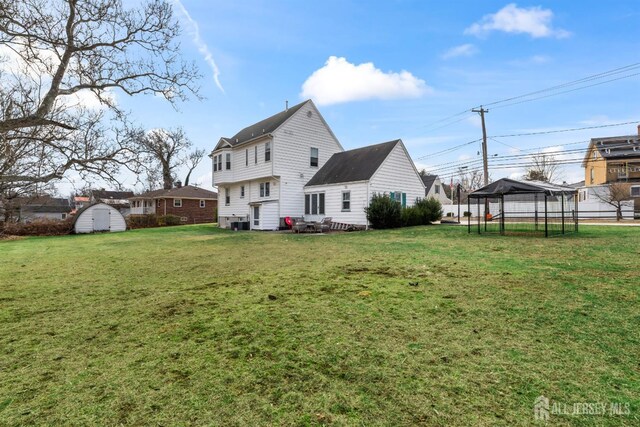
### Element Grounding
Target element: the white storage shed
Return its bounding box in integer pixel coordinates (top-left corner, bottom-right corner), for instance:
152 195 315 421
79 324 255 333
73 203 127 234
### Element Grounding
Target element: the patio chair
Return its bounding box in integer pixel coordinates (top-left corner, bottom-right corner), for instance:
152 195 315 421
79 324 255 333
319 217 332 233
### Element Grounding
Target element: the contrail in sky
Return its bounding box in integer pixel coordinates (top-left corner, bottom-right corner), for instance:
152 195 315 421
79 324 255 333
173 0 225 93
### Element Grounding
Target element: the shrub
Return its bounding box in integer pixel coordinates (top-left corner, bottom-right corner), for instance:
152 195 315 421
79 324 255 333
1 218 73 236
414 197 443 224
159 214 181 226
127 214 158 229
365 193 402 229
463 211 472 217
401 206 423 227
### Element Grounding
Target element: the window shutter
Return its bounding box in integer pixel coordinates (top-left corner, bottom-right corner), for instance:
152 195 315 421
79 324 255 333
402 193 406 207
390 191 395 201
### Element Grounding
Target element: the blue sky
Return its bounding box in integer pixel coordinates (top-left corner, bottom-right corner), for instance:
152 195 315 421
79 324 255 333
119 1 640 190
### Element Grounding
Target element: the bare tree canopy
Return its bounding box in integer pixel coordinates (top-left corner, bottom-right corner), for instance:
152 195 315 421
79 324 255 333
523 153 562 183
0 0 201 189
137 127 200 190
593 182 632 221
184 148 205 186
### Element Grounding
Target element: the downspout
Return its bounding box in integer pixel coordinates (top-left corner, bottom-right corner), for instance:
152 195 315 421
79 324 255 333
366 181 370 230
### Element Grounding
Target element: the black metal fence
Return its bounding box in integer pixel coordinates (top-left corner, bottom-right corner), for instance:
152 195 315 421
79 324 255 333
468 192 578 237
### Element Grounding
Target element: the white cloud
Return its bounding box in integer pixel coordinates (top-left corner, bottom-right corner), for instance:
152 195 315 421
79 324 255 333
465 3 570 39
300 56 430 105
173 0 224 93
442 44 479 60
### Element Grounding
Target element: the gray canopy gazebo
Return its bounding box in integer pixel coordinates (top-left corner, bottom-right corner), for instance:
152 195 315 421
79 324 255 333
468 178 578 237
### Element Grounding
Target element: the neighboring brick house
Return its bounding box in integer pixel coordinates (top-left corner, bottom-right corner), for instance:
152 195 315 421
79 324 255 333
129 185 218 224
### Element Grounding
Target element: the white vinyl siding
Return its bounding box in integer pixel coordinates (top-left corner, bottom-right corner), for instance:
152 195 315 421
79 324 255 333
369 143 425 208
272 102 343 218
304 182 368 224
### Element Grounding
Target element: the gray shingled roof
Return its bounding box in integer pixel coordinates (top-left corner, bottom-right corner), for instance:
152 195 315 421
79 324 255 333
305 140 400 186
92 190 135 200
582 134 640 166
421 174 437 192
221 100 309 147
131 185 218 200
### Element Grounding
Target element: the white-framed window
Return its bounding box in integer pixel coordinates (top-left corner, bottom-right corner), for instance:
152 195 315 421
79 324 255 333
305 192 325 215
225 153 231 170
631 186 640 197
199 200 206 208
225 187 230 206
260 182 270 197
265 142 271 162
61 213 67 219
254 146 258 164
435 184 440 194
310 147 318 167
213 154 218 172
174 199 182 207
240 185 245 198
342 191 351 211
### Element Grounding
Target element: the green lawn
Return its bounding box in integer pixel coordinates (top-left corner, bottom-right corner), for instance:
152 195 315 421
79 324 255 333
0 225 638 426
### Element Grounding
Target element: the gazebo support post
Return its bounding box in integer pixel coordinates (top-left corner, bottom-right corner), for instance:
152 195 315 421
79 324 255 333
534 193 539 231
500 194 505 235
467 197 471 233
561 194 565 235
477 198 481 234
575 190 579 233
544 195 548 237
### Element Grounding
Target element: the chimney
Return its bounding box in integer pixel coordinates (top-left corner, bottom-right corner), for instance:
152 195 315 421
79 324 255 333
175 180 182 188
285 100 288 111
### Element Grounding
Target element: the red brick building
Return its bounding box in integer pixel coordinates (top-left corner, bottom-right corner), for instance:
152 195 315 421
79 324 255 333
129 185 218 224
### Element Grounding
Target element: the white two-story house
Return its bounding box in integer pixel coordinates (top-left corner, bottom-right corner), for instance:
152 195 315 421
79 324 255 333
211 100 343 230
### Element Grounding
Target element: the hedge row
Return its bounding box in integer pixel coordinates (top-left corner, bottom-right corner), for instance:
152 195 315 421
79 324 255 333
127 214 182 229
365 194 443 229
0 218 73 236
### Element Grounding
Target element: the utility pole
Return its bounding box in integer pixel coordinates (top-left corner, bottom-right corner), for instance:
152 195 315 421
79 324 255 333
471 106 489 186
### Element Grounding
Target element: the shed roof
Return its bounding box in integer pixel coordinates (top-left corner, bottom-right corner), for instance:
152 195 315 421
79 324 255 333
469 178 576 198
92 190 135 200
305 140 400 186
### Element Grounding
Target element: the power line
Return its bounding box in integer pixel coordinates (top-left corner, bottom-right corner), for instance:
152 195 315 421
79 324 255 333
490 120 640 138
414 138 481 161
481 62 640 108
490 72 640 111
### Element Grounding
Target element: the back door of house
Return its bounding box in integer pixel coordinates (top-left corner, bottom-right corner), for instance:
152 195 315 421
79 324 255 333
252 206 260 229
93 209 110 231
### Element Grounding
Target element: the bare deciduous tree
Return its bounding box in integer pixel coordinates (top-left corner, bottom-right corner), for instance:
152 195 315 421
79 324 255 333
137 127 201 190
184 148 205 186
523 153 562 183
593 182 632 221
0 0 200 190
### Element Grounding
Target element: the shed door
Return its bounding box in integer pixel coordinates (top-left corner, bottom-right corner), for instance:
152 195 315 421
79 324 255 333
93 209 110 231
